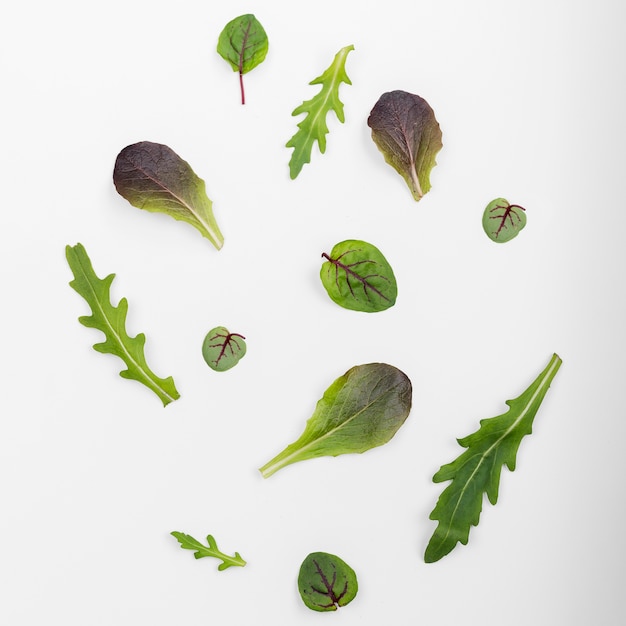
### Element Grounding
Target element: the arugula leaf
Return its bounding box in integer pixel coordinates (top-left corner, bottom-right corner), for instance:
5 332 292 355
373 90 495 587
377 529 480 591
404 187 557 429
367 90 443 201
259 363 412 478
424 353 563 563
113 141 224 250
286 45 354 179
482 198 527 242
202 326 247 372
217 14 268 105
320 240 397 312
66 243 180 407
298 552 358 612
171 532 246 571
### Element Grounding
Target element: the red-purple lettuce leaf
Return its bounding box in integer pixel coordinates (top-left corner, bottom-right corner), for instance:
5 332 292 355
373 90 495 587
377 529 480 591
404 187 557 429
367 90 443 202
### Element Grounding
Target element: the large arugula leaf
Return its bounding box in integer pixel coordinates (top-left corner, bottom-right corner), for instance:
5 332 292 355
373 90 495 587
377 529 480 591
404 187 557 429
424 353 562 563
217 14 268 104
259 363 412 478
66 243 180 407
286 45 354 179
113 141 224 250
171 532 246 571
367 90 443 202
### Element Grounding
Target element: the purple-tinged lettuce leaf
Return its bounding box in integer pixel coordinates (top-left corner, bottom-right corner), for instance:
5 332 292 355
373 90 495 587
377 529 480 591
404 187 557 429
113 141 224 250
482 198 527 243
367 90 443 202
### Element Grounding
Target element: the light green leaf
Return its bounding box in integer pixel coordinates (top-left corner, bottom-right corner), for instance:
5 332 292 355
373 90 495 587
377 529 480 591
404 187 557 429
171 532 246 571
286 45 354 179
66 243 180 407
482 197 527 242
320 240 397 312
217 14 268 104
424 353 562 563
259 363 412 478
202 326 246 372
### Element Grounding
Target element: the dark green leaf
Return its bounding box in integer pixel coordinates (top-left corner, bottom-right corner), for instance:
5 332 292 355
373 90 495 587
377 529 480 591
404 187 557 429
298 552 358 612
367 90 443 201
424 354 562 563
320 239 397 312
259 363 412 478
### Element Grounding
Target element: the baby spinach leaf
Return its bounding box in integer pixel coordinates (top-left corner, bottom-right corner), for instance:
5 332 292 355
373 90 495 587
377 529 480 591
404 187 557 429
171 531 246 571
286 45 354 179
482 198 527 242
217 14 268 105
259 363 412 478
320 239 397 312
367 90 443 202
202 326 246 372
113 141 224 250
424 353 563 563
298 552 358 612
66 243 180 407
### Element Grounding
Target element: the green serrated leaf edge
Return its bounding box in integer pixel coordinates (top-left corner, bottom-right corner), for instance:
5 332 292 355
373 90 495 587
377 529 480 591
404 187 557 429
424 353 562 563
66 243 180 407
286 45 354 179
171 531 247 571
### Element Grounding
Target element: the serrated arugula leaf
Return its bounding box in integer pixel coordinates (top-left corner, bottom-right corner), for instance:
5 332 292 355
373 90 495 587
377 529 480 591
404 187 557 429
286 45 354 179
171 532 246 571
424 354 562 563
66 243 180 407
217 14 268 104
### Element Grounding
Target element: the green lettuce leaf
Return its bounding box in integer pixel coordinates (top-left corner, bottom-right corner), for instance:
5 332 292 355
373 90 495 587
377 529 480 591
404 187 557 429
367 90 443 202
286 45 354 179
424 353 562 563
66 243 180 407
113 141 224 250
259 363 412 478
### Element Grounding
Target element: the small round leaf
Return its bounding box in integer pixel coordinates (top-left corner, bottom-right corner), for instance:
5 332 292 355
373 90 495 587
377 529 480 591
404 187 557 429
482 198 527 243
298 552 358 612
202 326 246 372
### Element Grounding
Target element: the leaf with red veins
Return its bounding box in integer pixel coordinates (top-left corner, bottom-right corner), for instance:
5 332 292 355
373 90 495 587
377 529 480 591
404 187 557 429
298 552 358 612
202 326 247 372
482 197 527 243
320 239 397 312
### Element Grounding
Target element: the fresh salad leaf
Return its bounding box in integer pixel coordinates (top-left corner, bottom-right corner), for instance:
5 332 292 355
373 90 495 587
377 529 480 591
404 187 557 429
286 45 354 179
367 90 443 202
66 243 180 407
259 363 412 478
202 326 246 372
113 141 224 250
424 353 563 563
298 552 358 612
320 239 397 312
217 14 268 105
171 532 246 571
482 198 527 242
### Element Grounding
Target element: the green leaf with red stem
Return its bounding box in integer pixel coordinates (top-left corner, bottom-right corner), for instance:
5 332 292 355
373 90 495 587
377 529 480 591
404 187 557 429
320 239 397 312
298 552 358 611
482 197 527 242
202 326 246 372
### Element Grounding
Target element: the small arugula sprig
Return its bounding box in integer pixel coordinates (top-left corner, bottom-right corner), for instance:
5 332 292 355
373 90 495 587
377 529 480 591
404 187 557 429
171 532 247 571
286 45 354 179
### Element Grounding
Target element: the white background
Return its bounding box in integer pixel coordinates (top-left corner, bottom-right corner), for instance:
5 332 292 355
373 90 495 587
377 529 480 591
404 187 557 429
2 0 625 624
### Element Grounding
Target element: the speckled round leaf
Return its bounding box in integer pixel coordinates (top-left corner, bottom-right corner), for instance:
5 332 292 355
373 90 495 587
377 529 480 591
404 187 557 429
320 240 397 312
482 198 527 243
202 326 246 372
298 552 358 612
